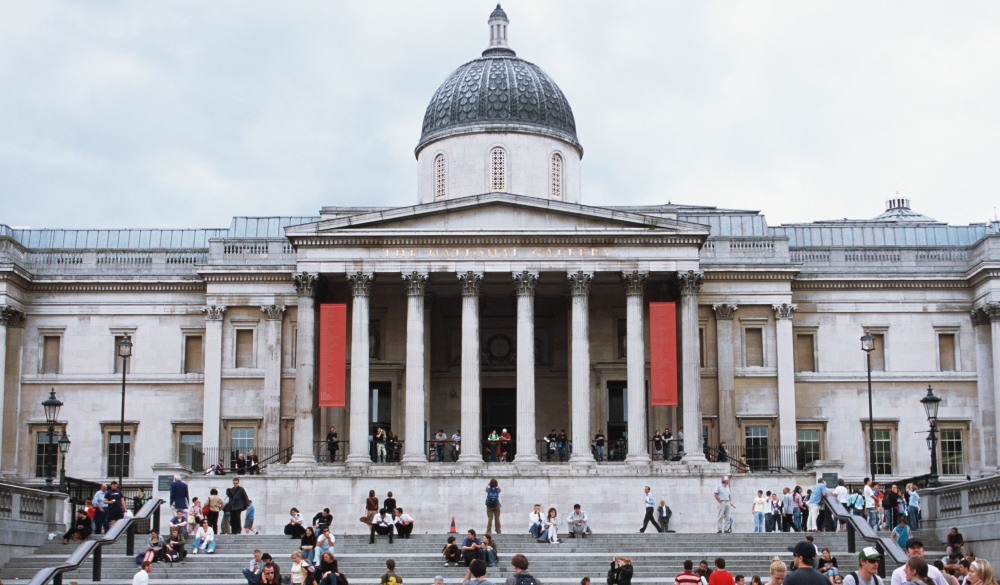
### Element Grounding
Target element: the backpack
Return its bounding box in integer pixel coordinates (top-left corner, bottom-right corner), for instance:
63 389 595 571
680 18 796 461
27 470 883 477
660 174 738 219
847 572 883 585
515 572 537 585
486 487 500 508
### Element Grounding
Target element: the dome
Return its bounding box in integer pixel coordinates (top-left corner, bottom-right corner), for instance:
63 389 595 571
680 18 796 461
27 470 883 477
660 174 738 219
415 7 582 157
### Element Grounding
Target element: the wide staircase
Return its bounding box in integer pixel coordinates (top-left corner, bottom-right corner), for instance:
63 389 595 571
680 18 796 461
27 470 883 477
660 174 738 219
0 532 934 585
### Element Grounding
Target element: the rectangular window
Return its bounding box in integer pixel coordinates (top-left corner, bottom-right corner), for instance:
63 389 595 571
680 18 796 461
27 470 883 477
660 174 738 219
369 382 392 437
699 327 707 367
745 328 764 367
938 334 956 372
797 429 821 469
34 431 57 478
42 336 61 374
229 427 254 468
113 335 132 374
744 425 769 469
179 432 203 470
606 381 627 443
235 329 254 368
795 334 815 372
939 428 964 475
184 335 204 374
107 432 131 478
869 333 885 371
872 428 893 475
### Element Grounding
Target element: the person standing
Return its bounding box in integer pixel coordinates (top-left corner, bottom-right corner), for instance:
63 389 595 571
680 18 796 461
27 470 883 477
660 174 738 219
133 560 153 585
207 488 225 534
640 486 661 533
710 558 736 585
384 492 397 515
228 478 249 536
863 479 878 531
326 427 339 462
104 481 125 527
361 490 379 527
244 499 257 535
753 491 767 533
782 488 796 532
169 475 189 515
905 485 921 531
807 479 829 532
714 477 735 534
783 542 827 585
374 427 387 462
451 429 462 461
657 500 672 533
92 483 109 535
594 429 607 462
434 429 448 463
485 478 502 534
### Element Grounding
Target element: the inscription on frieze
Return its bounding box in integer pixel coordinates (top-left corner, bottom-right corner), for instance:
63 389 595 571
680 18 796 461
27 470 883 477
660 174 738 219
382 247 613 258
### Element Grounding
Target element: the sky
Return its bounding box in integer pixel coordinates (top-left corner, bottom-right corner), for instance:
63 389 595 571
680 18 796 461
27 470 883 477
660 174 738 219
1 1 999 230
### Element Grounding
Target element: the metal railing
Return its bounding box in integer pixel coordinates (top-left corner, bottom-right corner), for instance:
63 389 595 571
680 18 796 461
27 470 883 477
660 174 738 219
314 440 348 463
726 445 798 473
26 498 163 585
197 446 285 474
822 493 908 578
648 437 682 461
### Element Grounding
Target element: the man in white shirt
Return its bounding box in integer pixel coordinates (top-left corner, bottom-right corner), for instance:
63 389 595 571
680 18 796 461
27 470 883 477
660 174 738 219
566 504 589 538
394 508 415 539
890 540 949 585
133 561 153 585
370 508 395 544
863 478 877 530
451 430 462 462
833 479 849 531
528 504 543 538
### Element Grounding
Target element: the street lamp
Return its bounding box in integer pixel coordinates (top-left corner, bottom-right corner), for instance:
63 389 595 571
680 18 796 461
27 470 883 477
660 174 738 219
860 331 877 483
117 336 132 488
58 430 71 492
920 385 942 487
41 389 63 491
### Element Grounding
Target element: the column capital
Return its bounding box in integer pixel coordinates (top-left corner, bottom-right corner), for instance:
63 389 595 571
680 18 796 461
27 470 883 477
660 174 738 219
980 303 1000 323
458 271 484 297
622 271 648 296
294 272 318 298
971 307 989 326
677 270 704 296
0 305 24 327
712 303 738 320
347 272 375 297
202 304 227 321
567 271 593 296
772 303 797 320
402 272 428 296
260 304 286 320
512 270 539 297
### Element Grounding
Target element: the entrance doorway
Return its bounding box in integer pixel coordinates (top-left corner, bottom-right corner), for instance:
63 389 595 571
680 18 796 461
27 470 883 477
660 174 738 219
482 388 516 462
606 381 628 461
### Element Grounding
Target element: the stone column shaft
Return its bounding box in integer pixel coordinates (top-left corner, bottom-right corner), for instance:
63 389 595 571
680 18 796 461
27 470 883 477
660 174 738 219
972 309 997 471
402 272 428 465
201 305 226 452
458 272 484 465
569 271 593 466
261 305 285 448
623 271 649 462
713 304 738 446
345 272 374 466
987 305 1000 468
773 303 797 449
513 271 538 463
290 273 318 464
0 306 19 474
679 271 705 460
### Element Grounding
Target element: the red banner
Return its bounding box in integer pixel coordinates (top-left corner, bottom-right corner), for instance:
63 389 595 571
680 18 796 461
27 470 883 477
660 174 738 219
649 302 678 406
319 303 347 407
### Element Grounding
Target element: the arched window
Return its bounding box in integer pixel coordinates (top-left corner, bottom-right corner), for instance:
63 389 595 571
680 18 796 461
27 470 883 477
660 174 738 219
434 154 447 199
550 153 563 199
490 147 506 192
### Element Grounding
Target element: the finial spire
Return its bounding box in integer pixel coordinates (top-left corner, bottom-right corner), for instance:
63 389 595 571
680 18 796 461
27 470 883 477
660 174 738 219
486 4 514 55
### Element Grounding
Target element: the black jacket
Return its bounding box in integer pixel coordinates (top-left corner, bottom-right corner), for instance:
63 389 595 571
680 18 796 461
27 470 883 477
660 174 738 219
608 562 633 585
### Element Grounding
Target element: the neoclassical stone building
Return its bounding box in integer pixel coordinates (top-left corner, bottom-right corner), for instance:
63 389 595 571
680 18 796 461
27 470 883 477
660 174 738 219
1 6 998 497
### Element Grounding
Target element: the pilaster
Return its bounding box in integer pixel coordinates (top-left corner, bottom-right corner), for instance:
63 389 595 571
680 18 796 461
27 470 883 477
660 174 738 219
712 304 738 446
971 307 997 471
200 304 226 453
0 306 24 475
260 305 285 448
983 303 1000 471
772 303 797 449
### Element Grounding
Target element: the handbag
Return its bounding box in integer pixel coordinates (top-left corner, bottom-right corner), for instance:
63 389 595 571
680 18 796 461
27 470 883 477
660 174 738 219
188 515 196 524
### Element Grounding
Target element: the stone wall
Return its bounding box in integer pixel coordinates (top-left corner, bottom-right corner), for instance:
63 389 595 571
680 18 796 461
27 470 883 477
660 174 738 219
920 476 1000 562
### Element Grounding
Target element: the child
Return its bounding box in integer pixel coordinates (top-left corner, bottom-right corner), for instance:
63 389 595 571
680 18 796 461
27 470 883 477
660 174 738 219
442 535 461 566
892 517 910 549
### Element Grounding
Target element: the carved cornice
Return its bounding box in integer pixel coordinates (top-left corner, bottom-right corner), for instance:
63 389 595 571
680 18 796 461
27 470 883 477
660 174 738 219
260 305 286 320
0 305 25 328
201 273 294 284
294 272 317 298
202 304 226 321
457 271 484 297
567 271 593 297
286 235 708 248
772 303 797 320
677 270 704 296
792 280 967 291
30 282 205 293
703 271 798 282
402 271 428 297
347 272 374 297
512 271 539 297
622 271 648 297
712 304 738 320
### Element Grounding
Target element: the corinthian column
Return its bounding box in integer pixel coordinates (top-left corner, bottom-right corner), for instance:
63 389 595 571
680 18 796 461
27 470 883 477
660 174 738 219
513 271 539 464
568 271 594 466
0 305 24 475
623 271 649 463
201 304 226 454
401 272 428 466
260 305 285 448
289 273 317 465
345 272 374 467
678 271 705 461
458 271 484 465
713 304 738 446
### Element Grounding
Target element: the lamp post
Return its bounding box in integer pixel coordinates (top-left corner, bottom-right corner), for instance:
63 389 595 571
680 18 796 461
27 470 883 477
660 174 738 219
41 389 63 491
860 331 877 483
117 336 132 488
920 385 942 488
58 430 71 492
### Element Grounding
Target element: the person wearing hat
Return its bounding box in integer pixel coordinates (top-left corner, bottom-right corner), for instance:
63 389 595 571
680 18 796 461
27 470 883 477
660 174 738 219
843 548 884 585
499 429 512 462
890 541 949 585
714 477 735 534
784 541 827 585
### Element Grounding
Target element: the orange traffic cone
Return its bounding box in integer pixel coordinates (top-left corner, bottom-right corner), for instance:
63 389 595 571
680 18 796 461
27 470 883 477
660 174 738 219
449 516 457 533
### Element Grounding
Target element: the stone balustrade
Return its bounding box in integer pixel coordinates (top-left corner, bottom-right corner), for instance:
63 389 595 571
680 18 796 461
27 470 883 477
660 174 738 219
921 475 1000 562
0 482 68 568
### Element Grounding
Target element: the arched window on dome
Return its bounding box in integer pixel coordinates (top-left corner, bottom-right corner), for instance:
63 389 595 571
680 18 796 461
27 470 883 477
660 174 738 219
490 147 506 192
550 153 563 199
434 154 447 199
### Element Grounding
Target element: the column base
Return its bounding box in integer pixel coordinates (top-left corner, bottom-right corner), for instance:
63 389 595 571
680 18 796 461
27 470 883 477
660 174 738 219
344 454 372 468
513 454 539 467
401 454 428 467
457 454 484 466
682 452 709 464
286 453 318 467
625 453 651 465
569 455 595 468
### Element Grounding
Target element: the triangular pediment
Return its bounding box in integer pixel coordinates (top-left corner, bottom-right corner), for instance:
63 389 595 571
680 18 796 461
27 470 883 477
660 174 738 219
286 193 710 238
